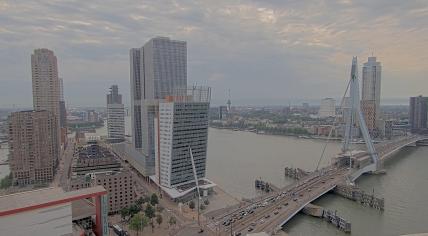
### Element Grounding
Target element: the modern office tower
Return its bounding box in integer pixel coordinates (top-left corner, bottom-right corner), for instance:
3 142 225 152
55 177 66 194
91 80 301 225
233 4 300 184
107 85 125 142
409 96 428 133
31 48 61 162
130 37 187 176
8 110 58 185
154 87 214 200
130 48 143 149
319 98 336 118
361 56 382 135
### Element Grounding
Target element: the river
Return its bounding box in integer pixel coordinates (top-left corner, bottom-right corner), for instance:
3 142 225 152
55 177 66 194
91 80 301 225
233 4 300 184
205 128 428 236
2 118 427 235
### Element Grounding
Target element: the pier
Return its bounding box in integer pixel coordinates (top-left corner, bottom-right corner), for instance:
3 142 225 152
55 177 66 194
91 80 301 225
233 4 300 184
303 204 351 233
334 184 384 210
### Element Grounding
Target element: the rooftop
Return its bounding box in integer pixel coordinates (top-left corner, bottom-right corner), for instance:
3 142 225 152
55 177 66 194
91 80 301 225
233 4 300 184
0 186 107 217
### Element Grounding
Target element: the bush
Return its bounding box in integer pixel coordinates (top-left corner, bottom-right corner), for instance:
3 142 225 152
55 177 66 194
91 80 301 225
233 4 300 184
189 201 195 210
150 193 159 205
203 199 210 205
0 173 12 189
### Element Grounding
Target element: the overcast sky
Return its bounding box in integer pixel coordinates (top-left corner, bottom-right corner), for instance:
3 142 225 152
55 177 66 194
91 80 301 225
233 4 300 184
1 0 427 108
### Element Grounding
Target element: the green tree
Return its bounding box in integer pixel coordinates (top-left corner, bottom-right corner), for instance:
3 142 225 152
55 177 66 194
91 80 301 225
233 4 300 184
168 216 177 228
0 173 12 189
120 207 129 221
204 199 210 205
200 204 206 210
189 201 195 210
150 193 159 205
129 204 141 216
129 213 148 236
156 214 163 227
136 196 145 206
145 204 155 219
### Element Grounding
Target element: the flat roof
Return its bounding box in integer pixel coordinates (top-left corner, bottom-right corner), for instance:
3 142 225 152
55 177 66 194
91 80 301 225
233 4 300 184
0 186 107 217
149 176 216 199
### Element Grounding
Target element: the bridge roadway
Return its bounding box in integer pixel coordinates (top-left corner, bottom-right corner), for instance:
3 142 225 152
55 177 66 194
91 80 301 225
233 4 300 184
209 135 426 235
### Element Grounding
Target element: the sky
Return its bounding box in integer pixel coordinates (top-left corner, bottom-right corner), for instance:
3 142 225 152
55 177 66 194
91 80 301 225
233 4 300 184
0 0 427 108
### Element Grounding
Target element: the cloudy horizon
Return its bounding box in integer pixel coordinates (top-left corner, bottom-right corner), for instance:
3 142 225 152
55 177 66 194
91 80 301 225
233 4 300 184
1 0 427 108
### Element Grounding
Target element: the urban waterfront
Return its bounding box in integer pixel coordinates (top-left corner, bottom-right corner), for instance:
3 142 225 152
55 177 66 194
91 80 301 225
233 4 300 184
1 122 427 235
206 128 428 236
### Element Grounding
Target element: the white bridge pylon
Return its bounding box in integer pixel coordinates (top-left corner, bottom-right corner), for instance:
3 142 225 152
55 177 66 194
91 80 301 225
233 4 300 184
342 56 380 170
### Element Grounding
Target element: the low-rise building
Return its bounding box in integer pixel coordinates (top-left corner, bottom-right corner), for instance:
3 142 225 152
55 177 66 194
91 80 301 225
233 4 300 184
70 142 134 214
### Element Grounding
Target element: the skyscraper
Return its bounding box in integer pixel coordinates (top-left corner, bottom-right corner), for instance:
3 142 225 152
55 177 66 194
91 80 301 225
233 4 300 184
107 85 125 142
361 56 382 136
154 87 214 199
31 48 60 165
319 98 336 118
9 110 58 185
409 96 428 133
59 78 67 128
130 37 187 176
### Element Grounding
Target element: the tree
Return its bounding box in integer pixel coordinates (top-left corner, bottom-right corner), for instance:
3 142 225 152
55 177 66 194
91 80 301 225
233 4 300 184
0 173 12 189
168 216 177 228
189 201 195 210
129 213 148 236
145 203 155 219
120 207 130 222
129 204 141 216
203 199 210 205
200 204 206 211
136 196 145 206
150 193 159 205
156 214 163 227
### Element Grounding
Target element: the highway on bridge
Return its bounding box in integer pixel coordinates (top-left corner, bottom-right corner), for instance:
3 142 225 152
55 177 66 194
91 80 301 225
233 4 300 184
207 135 426 236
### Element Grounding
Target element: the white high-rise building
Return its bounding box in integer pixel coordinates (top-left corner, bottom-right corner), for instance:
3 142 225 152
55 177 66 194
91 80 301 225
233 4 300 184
107 85 125 142
130 37 187 176
319 98 336 118
154 87 214 199
361 56 382 135
31 48 60 166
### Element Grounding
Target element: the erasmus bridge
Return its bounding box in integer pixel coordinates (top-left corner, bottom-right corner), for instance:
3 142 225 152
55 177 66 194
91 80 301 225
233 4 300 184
207 57 428 236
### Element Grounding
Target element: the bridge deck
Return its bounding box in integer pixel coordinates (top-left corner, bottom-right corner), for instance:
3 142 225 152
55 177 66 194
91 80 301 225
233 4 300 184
210 136 427 235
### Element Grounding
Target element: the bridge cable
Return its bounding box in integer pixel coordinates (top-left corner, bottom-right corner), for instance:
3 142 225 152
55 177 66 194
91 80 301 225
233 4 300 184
315 77 352 171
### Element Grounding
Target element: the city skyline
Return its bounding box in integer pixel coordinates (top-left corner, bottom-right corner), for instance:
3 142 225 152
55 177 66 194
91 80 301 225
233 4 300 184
1 1 428 107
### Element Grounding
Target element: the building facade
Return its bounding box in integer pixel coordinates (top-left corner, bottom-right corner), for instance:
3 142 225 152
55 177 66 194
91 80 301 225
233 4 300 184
155 87 210 189
8 110 58 185
31 48 61 162
59 78 67 127
361 56 382 135
70 143 134 214
319 98 336 118
130 37 187 176
409 96 428 133
107 85 125 142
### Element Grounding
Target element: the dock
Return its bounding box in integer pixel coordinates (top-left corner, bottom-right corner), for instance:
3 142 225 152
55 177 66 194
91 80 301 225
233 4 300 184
303 203 351 233
334 184 384 210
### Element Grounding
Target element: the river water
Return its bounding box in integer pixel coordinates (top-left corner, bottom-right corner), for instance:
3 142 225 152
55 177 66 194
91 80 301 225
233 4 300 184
206 128 428 236
2 118 427 235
